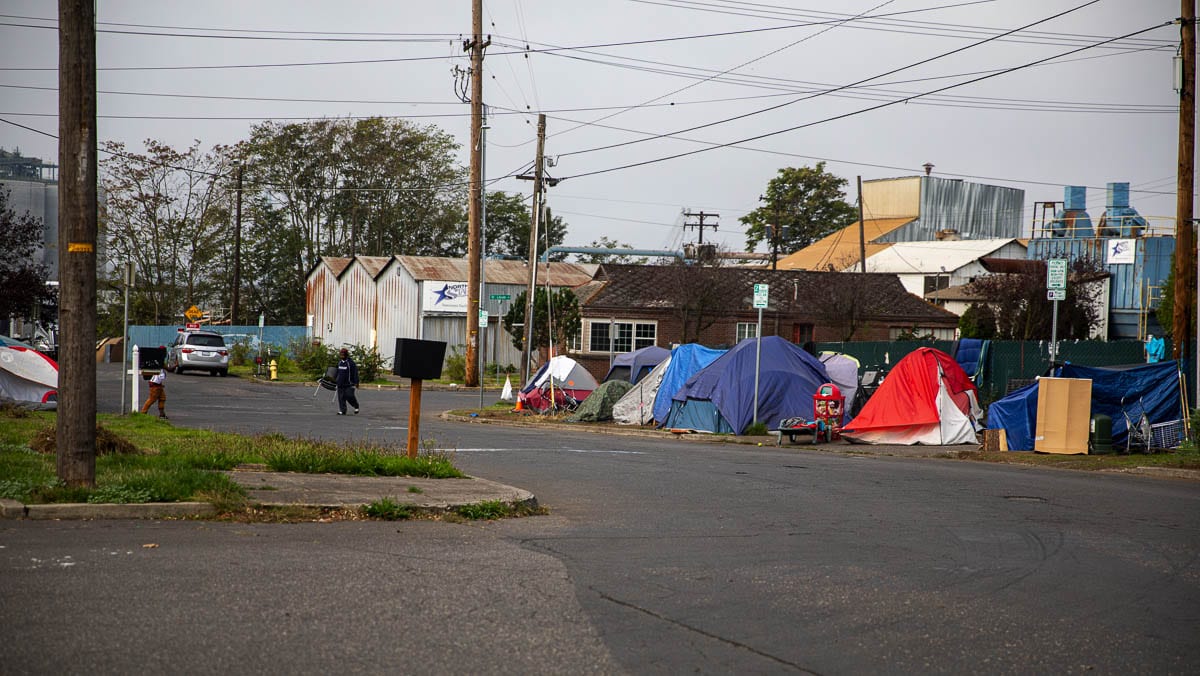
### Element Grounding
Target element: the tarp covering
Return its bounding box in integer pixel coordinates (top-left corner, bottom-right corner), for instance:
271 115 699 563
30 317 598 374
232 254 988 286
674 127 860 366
603 345 670 385
566 380 634 422
664 336 831 434
0 345 58 410
651 344 726 425
988 360 1183 450
843 347 981 445
985 381 1039 451
952 338 989 381
613 356 671 425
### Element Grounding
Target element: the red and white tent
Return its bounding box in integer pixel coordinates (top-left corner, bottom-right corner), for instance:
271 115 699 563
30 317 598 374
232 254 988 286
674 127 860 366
0 341 58 410
843 347 981 445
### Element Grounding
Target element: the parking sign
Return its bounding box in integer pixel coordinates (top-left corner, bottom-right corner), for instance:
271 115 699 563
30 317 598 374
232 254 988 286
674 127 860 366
753 283 769 309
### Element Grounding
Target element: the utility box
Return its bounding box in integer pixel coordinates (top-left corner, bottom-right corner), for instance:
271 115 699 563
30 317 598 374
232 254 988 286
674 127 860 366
1034 377 1092 454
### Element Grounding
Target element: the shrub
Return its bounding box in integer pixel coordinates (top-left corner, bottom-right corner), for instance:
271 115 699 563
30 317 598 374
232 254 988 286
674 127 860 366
291 338 337 378
443 344 466 382
348 344 389 382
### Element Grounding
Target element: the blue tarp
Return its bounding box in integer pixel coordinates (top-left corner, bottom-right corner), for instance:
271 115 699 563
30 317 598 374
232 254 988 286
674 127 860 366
664 336 831 434
952 338 988 381
652 344 726 425
603 345 671 385
987 360 1183 450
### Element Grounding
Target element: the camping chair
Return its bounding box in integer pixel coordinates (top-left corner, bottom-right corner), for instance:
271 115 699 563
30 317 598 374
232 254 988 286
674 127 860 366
313 366 338 405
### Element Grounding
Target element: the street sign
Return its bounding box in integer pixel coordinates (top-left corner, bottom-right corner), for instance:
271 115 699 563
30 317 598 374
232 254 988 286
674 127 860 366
184 305 203 322
478 310 489 328
1046 259 1067 290
753 283 769 309
185 322 200 330
1047 289 1066 301
489 293 511 301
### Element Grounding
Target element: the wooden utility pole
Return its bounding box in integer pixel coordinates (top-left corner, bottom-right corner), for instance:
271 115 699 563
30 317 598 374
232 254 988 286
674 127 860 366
857 176 867 273
231 163 243 324
520 114 547 385
464 0 485 388
1175 0 1196 365
57 0 97 486
683 210 719 244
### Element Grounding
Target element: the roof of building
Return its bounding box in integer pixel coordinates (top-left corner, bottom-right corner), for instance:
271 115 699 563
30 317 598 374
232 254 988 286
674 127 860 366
392 256 595 286
583 264 958 324
860 238 1027 274
312 256 352 278
775 217 913 271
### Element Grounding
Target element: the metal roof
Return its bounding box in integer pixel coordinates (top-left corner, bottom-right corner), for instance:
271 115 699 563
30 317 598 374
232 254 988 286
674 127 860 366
775 218 912 271
392 256 595 286
860 238 1026 274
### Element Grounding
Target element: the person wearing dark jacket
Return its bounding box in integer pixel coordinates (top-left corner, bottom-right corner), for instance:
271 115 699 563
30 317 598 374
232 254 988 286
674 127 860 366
335 348 360 415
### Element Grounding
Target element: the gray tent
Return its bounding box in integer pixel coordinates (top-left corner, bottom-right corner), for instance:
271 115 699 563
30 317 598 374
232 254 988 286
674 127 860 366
565 380 634 423
612 356 670 425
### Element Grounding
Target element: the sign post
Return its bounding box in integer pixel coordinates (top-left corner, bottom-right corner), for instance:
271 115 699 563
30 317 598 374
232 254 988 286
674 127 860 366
1046 259 1067 364
752 284 769 427
478 310 489 409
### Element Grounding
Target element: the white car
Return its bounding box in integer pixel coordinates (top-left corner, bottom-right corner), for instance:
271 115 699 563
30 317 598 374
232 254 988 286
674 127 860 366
167 330 230 376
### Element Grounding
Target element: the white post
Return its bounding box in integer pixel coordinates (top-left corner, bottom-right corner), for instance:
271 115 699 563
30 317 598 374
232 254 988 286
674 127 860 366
120 263 130 414
753 307 763 426
131 344 140 413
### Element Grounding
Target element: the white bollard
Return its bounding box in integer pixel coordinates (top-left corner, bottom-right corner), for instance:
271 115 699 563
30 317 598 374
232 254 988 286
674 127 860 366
131 344 140 414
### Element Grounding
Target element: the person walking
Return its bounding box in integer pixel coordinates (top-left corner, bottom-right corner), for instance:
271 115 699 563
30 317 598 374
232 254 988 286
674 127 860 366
335 348 360 415
141 368 168 418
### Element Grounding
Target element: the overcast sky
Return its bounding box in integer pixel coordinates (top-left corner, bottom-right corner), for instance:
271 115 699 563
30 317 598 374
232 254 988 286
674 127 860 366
0 0 1185 254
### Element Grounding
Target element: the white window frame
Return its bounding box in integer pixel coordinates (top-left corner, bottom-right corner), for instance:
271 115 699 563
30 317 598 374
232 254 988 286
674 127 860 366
736 322 758 342
889 326 956 341
585 319 657 354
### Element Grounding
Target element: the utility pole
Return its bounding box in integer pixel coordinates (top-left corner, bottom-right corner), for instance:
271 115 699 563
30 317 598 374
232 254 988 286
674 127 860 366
464 0 487 388
683 210 719 244
57 0 97 487
1174 0 1196 372
519 114 547 385
232 163 243 325
857 175 867 273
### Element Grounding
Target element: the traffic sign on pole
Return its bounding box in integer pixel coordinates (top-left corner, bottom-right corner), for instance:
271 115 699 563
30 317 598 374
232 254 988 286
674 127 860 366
1047 288 1065 301
489 293 510 301
1046 259 1067 290
753 283 769 309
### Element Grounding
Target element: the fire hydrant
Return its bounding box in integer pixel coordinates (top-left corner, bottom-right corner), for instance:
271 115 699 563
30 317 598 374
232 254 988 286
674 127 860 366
269 359 278 381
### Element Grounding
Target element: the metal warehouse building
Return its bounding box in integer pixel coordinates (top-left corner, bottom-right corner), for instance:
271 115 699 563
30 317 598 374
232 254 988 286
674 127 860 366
306 255 595 371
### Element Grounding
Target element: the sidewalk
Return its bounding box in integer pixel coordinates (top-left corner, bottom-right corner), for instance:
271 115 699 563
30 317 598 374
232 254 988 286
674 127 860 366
0 471 535 521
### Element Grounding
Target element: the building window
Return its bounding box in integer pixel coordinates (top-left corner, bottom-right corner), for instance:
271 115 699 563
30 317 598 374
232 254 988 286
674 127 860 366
791 323 813 344
736 322 758 342
587 320 656 353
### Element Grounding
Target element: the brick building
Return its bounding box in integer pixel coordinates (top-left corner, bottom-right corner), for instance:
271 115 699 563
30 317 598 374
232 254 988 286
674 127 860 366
570 264 958 381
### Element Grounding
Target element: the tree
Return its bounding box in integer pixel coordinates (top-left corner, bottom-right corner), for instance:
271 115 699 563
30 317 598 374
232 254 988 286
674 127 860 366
240 118 468 323
966 258 1105 340
660 256 726 343
485 191 568 261
502 287 581 354
958 303 998 339
739 163 857 253
576 236 647 265
1155 258 1195 338
0 187 55 320
100 139 232 325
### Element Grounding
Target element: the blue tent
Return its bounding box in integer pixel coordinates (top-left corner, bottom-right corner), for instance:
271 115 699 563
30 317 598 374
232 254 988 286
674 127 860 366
603 345 671 385
987 360 1183 451
663 336 831 435
651 344 726 425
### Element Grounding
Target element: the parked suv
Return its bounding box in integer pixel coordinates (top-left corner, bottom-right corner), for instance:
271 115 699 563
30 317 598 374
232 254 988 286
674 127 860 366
167 330 229 376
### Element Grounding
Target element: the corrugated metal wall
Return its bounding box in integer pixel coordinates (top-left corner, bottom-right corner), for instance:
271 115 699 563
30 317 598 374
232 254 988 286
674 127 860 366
306 266 338 347
376 259 421 358
1027 236 1175 311
861 177 920 219
330 262 377 350
877 177 1024 242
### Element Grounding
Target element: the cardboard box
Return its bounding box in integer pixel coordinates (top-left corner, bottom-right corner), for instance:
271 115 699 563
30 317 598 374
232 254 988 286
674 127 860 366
982 428 1008 452
1034 377 1092 454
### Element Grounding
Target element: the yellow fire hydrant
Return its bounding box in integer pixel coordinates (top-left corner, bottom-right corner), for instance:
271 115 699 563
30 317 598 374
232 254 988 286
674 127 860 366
269 359 278 381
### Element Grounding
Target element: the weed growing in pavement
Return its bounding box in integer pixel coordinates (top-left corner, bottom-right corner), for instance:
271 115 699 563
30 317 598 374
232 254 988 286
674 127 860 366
743 422 769 436
407 486 423 493
362 497 415 520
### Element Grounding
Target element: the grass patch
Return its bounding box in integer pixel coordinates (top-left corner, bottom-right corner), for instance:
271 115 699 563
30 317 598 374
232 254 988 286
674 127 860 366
451 499 544 520
960 448 1200 471
0 409 465 506
362 497 415 520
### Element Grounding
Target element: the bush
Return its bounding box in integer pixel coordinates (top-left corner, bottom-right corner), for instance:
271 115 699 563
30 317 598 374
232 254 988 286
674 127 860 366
443 344 466 382
348 344 389 382
290 339 337 378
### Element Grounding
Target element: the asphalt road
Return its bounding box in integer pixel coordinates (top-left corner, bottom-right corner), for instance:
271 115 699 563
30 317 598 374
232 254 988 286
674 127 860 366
1 365 1197 674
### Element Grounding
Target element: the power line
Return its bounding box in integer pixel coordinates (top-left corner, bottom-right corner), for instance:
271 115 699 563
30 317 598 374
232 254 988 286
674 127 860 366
557 0 1105 158
558 20 1173 182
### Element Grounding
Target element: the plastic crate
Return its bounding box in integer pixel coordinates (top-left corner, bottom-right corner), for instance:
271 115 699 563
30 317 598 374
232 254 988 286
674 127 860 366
1150 419 1185 450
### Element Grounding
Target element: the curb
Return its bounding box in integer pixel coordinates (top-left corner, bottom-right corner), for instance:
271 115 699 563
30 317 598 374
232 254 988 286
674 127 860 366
1 500 216 520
